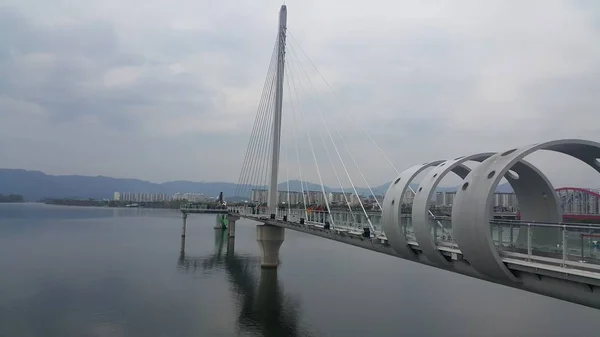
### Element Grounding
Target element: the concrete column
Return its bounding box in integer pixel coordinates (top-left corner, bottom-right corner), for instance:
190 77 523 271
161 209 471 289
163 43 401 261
227 237 235 255
181 212 188 238
227 215 240 238
256 225 285 268
229 220 236 237
179 235 186 262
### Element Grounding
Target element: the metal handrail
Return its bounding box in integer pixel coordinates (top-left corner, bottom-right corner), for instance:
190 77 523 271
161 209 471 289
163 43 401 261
490 219 600 230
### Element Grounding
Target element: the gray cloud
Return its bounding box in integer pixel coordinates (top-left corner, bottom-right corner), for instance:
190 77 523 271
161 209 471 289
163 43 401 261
0 7 220 129
1 0 600 188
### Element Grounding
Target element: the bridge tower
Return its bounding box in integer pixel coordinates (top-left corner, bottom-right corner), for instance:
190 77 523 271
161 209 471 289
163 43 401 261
257 5 287 268
268 5 287 217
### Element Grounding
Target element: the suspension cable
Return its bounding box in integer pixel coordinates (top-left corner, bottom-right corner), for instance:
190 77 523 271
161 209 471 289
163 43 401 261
285 75 309 221
286 34 447 235
236 41 279 199
288 30 400 175
284 131 291 218
287 43 374 233
285 59 336 228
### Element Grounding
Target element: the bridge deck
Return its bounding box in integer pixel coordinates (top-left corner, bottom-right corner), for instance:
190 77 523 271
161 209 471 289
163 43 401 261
237 213 600 280
228 208 600 309
180 207 228 214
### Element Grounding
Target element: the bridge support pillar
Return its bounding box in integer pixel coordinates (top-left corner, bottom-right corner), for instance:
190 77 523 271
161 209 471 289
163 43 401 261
227 215 240 238
179 235 186 262
227 236 235 255
181 212 188 238
257 225 284 268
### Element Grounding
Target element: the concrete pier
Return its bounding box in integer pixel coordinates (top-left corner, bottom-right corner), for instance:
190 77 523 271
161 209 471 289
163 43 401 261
179 235 186 262
181 213 188 238
256 225 285 268
227 237 235 255
227 215 240 238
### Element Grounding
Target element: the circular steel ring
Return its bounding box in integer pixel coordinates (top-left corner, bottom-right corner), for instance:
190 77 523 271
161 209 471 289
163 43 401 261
452 139 600 282
382 161 443 257
412 153 494 267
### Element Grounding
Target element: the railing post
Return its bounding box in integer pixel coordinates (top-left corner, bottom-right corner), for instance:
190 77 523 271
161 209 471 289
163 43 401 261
562 226 567 267
527 223 532 261
509 223 514 247
581 233 585 262
498 223 503 247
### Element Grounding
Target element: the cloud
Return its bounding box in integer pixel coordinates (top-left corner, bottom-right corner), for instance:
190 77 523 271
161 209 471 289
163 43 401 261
0 0 599 188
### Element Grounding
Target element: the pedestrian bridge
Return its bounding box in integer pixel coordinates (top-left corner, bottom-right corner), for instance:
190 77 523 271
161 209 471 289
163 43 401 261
228 206 600 310
223 5 600 310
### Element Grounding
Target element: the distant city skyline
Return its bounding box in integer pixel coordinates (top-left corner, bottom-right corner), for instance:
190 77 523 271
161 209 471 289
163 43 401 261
113 191 212 203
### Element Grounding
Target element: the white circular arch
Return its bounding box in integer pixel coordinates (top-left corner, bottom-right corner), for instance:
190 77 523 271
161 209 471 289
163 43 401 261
452 139 600 283
382 161 443 258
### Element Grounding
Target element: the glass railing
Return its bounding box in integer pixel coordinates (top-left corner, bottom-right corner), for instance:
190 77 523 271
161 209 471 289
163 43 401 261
430 216 456 248
490 219 600 265
401 215 415 242
232 205 600 270
234 207 385 237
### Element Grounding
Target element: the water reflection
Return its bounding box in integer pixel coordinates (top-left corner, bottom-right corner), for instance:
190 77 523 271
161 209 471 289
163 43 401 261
0 203 180 221
178 229 313 337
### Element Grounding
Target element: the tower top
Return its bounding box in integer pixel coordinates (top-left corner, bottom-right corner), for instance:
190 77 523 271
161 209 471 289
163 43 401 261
279 5 287 27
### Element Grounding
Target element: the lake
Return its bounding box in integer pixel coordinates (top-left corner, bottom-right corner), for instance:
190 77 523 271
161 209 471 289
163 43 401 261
0 203 599 337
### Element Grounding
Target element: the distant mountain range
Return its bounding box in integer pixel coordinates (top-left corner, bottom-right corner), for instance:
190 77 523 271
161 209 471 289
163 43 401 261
0 168 514 201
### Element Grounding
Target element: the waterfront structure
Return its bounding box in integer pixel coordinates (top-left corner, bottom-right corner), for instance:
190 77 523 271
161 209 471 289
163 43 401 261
182 5 600 310
251 189 269 204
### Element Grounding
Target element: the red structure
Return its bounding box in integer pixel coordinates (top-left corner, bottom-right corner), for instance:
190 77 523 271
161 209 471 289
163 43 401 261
556 187 600 221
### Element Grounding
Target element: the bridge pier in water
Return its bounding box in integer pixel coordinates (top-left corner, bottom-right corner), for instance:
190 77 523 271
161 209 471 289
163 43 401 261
257 225 285 268
227 214 240 238
181 213 188 238
224 2 600 309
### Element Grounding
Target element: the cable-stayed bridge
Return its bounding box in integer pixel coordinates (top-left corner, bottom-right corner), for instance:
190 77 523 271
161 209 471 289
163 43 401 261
185 5 600 310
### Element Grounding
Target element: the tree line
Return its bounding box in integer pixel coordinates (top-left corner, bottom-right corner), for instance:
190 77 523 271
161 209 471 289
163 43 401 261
0 194 24 203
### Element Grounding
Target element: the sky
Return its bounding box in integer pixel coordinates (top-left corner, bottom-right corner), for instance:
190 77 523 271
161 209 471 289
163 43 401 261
1 0 600 188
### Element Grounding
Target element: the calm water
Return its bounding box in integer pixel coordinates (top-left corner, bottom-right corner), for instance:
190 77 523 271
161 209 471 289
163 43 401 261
1 203 599 337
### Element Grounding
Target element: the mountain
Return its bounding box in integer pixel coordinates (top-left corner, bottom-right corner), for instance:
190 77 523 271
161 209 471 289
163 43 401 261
0 169 238 201
276 180 390 196
0 168 514 201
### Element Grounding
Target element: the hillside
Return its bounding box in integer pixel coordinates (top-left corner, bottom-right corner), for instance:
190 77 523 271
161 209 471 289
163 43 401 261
0 168 514 201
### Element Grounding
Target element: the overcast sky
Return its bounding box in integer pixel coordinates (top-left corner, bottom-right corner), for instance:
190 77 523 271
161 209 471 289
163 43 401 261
1 0 599 188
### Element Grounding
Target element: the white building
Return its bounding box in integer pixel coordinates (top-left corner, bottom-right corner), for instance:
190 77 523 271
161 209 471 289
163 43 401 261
307 191 326 204
435 191 457 207
445 191 456 206
116 192 172 202
277 191 304 205
403 189 415 204
251 189 269 204
348 193 363 206
328 192 354 204
493 193 518 210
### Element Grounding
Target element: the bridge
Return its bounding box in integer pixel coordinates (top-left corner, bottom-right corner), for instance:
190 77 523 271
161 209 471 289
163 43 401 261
182 5 600 310
558 187 600 221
